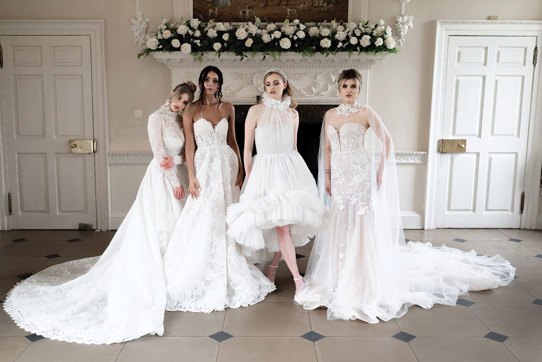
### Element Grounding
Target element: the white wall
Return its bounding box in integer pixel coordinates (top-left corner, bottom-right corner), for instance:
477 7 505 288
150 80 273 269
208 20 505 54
1 0 541 229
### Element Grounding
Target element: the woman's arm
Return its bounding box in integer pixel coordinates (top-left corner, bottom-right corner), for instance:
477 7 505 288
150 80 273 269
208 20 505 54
292 109 299 150
224 103 244 186
243 105 259 179
183 106 200 198
323 112 332 196
148 113 181 189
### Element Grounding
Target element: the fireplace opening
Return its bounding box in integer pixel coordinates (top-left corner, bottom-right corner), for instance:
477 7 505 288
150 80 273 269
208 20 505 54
234 104 333 180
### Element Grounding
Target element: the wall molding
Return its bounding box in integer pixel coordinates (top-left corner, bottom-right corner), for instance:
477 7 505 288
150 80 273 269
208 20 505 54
0 20 110 230
425 20 542 230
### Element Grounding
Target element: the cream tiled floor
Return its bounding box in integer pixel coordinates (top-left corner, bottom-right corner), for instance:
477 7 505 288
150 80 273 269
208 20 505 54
0 229 541 362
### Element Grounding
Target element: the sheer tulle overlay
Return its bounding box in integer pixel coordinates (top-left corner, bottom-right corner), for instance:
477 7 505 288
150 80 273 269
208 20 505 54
227 94 326 260
3 103 188 344
295 106 515 323
164 118 275 312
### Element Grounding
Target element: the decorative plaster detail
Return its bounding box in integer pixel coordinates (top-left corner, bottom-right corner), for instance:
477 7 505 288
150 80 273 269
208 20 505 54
396 0 414 47
108 152 153 164
395 151 427 164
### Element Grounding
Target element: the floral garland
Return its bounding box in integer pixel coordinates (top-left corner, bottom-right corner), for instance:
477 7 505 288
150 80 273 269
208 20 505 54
138 17 398 59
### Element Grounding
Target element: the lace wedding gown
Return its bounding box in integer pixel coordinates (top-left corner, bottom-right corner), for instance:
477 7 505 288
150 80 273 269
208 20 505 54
3 103 188 344
164 117 275 312
227 94 326 260
295 105 515 322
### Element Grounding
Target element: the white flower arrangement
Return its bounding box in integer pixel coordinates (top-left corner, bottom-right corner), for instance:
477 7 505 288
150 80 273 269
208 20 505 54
138 17 398 59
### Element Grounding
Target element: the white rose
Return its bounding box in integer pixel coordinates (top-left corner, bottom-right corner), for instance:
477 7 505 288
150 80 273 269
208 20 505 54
194 39 201 46
272 30 281 39
308 26 319 37
248 24 258 35
146 37 159 50
283 25 295 36
379 19 385 26
245 38 254 47
235 27 248 40
384 37 396 49
207 29 217 38
375 37 383 47
279 38 292 49
373 26 384 37
216 23 226 31
335 31 347 41
361 35 371 47
224 22 233 30
347 22 357 30
354 29 362 37
266 23 276 31
181 43 191 54
213 42 222 51
364 26 372 34
190 18 201 28
299 24 306 30
176 25 188 35
320 28 330 37
162 30 172 39
222 33 229 41
171 39 181 48
336 25 345 32
296 30 305 39
338 42 343 48
262 33 272 43
320 38 331 48
293 19 300 24
194 30 201 37
349 36 358 45
385 26 392 36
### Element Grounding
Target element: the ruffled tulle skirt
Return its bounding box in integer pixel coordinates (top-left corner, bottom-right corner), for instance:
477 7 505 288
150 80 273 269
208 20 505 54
295 203 515 323
227 150 326 258
3 160 184 344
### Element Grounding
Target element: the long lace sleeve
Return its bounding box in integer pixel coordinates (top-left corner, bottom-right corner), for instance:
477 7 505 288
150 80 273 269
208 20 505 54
147 113 181 188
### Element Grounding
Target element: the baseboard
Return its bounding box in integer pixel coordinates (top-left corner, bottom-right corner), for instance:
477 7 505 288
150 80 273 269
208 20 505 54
402 211 424 229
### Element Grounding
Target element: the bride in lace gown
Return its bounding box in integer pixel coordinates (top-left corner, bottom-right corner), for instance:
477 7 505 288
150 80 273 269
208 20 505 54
163 66 275 312
295 69 515 322
3 83 195 344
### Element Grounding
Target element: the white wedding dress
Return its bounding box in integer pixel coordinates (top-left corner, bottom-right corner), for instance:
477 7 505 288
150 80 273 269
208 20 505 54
295 104 515 322
3 103 188 344
164 117 275 313
227 94 326 261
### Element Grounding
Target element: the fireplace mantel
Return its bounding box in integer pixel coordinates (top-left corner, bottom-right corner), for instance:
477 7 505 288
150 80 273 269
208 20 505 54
152 52 385 104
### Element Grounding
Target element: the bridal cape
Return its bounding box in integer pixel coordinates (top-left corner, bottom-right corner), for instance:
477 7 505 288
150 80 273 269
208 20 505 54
3 103 187 344
295 105 515 322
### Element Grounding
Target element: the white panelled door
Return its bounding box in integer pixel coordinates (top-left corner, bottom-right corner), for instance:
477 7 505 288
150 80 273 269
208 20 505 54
1 35 96 229
436 36 536 228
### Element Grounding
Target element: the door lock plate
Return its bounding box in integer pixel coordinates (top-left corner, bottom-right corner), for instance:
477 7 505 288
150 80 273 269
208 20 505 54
439 139 467 153
69 139 96 154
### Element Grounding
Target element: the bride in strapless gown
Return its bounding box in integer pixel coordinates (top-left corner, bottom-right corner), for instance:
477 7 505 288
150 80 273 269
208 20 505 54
163 66 274 312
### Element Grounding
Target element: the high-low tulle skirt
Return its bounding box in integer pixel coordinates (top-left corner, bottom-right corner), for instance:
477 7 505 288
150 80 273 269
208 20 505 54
227 150 326 258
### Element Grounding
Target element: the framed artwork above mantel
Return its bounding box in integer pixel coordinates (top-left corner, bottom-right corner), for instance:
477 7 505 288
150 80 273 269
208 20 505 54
174 0 368 23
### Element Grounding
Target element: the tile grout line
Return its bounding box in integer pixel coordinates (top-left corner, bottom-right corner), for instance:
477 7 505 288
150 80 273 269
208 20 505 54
114 342 127 362
13 338 33 362
215 309 227 362
307 310 320 362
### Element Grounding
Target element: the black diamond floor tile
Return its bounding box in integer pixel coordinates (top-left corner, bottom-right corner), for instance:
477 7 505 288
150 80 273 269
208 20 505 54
209 331 233 342
453 238 467 243
45 253 61 259
456 298 474 307
12 238 26 243
17 273 33 280
295 253 305 259
535 254 542 258
533 299 542 306
484 332 508 343
67 238 81 243
508 238 522 243
25 334 44 342
393 332 416 343
300 331 325 342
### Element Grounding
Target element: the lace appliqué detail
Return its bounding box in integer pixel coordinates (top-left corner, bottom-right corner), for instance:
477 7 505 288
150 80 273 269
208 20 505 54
327 123 372 214
336 102 363 116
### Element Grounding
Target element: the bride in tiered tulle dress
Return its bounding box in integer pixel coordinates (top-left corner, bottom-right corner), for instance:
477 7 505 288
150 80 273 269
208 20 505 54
162 66 275 312
4 83 195 344
295 69 515 322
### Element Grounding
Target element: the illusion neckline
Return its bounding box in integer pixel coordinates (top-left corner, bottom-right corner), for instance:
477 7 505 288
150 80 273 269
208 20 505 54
195 117 227 129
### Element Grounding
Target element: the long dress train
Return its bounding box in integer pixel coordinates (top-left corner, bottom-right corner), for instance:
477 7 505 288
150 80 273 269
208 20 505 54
295 105 515 322
164 117 275 313
3 103 188 344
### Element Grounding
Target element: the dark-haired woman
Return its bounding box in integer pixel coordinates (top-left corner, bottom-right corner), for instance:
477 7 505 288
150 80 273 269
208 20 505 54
163 66 275 313
4 83 196 344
